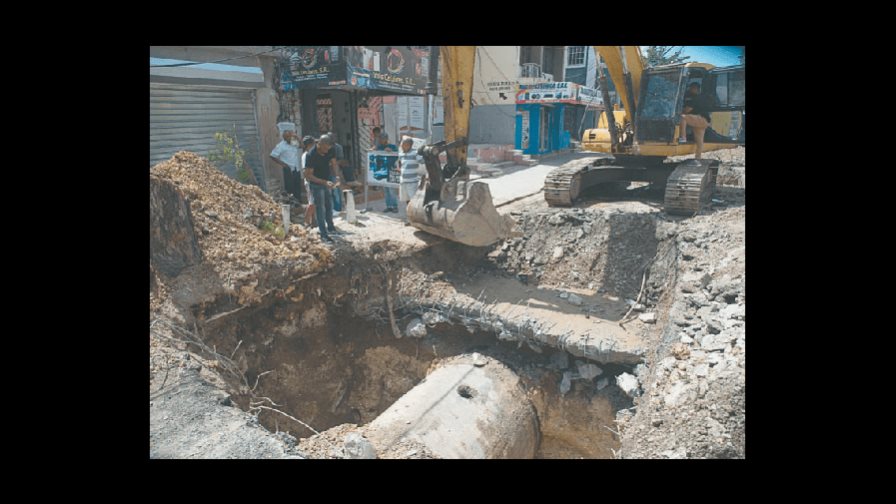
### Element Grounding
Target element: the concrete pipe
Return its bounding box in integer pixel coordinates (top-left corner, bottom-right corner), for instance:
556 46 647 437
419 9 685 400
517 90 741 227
363 353 539 459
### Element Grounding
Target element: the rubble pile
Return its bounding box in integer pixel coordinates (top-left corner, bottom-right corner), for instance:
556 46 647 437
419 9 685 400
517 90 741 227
617 206 745 458
489 207 659 300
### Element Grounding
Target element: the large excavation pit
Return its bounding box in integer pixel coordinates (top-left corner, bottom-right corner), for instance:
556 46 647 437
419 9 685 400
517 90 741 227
155 221 666 459
151 148 746 460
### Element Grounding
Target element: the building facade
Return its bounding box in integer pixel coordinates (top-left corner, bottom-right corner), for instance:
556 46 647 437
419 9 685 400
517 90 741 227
150 46 285 192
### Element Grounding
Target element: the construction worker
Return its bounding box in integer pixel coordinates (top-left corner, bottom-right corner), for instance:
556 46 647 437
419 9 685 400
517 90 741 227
303 135 342 242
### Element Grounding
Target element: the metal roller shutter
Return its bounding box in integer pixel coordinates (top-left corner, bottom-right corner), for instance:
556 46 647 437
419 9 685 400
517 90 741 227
150 83 265 189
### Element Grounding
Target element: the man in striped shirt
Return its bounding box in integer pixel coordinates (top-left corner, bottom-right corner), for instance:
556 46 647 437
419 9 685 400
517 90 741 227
398 136 423 220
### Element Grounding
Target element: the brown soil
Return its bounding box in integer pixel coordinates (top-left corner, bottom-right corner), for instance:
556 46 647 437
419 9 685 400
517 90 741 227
150 151 333 313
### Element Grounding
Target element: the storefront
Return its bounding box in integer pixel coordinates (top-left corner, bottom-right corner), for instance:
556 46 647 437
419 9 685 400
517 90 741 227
277 47 432 193
514 81 602 156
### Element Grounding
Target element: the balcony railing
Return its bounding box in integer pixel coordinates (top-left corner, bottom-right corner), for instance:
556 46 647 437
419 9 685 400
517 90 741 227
519 63 553 84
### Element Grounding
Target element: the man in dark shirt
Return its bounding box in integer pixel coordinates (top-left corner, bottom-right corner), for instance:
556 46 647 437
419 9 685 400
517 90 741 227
303 135 342 243
679 82 713 159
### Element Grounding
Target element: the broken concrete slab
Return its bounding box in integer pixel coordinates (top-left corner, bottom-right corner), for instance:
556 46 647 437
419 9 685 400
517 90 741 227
401 274 646 365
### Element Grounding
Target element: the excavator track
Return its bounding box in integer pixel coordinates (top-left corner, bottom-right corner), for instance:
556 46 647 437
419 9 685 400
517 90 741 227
544 157 615 207
664 160 719 215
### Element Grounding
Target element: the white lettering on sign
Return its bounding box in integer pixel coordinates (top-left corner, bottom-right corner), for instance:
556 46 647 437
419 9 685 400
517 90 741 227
486 81 516 92
524 82 570 90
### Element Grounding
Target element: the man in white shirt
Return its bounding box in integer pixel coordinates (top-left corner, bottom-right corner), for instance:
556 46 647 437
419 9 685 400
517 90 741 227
270 122 302 201
398 136 423 221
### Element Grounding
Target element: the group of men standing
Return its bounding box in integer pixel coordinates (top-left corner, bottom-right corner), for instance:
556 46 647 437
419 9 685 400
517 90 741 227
270 122 350 243
270 122 425 243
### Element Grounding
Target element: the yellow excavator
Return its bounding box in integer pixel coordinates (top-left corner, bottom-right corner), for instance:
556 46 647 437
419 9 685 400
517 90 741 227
406 46 516 247
407 46 744 246
544 46 745 213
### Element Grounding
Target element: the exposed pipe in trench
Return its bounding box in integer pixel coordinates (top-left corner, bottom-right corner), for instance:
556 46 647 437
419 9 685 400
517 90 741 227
358 353 540 459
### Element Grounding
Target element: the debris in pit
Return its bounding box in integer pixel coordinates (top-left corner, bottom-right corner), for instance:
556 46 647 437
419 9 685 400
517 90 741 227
552 246 564 260
422 311 447 326
576 361 603 380
560 371 573 395
343 432 377 459
405 318 428 338
616 372 641 398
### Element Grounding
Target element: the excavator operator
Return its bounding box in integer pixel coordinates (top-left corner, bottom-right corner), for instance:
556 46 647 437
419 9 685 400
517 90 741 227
679 82 712 159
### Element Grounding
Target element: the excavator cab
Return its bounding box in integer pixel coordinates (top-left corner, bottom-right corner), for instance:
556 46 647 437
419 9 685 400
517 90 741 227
406 46 516 247
636 64 744 145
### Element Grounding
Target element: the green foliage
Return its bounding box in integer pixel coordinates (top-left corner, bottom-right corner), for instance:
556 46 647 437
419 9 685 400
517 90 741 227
258 219 285 239
208 126 254 184
641 46 691 68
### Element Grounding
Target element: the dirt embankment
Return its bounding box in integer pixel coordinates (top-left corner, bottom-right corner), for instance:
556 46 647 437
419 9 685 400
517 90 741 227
150 151 333 319
150 152 337 459
618 205 745 459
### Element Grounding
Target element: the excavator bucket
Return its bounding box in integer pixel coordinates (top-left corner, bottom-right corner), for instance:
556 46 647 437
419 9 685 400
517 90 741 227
406 46 516 247
407 175 516 247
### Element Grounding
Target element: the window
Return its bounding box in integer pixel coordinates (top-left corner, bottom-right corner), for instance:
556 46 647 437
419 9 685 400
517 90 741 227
715 73 728 105
566 46 586 67
640 73 679 119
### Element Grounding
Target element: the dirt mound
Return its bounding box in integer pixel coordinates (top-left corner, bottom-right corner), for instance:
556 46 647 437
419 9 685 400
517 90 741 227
150 152 333 310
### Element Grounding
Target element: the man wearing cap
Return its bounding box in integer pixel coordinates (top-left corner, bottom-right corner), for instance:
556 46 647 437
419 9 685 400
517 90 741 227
303 134 342 243
270 122 302 201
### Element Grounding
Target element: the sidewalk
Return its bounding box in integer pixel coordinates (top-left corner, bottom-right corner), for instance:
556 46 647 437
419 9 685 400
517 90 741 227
474 151 610 207
310 151 610 248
